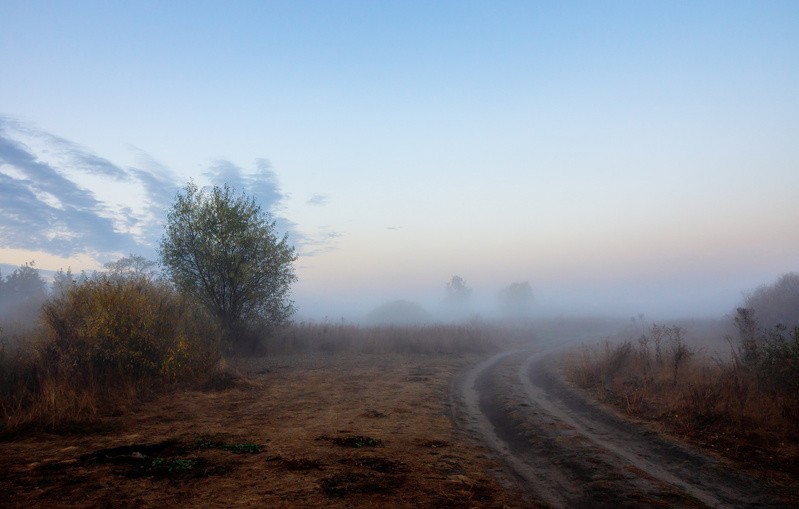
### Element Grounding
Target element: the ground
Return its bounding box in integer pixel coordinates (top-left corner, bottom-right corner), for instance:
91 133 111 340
0 352 526 508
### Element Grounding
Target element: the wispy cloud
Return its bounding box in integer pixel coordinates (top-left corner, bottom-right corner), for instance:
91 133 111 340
307 193 328 206
299 226 343 257
203 157 303 243
205 158 286 210
0 117 326 266
0 127 137 258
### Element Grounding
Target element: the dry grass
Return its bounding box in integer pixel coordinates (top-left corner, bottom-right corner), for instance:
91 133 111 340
264 321 508 356
561 323 799 485
0 352 526 508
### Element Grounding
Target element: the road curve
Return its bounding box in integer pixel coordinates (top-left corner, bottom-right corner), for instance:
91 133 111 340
452 346 787 508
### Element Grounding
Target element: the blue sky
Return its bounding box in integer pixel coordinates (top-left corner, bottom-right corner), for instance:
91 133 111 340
1 1 798 319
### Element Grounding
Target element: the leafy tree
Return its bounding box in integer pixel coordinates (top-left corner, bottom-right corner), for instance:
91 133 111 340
2 262 46 302
160 182 297 349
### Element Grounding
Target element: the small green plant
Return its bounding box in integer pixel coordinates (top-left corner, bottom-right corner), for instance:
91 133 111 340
193 437 262 454
223 443 263 454
332 435 383 448
151 457 195 472
194 437 225 449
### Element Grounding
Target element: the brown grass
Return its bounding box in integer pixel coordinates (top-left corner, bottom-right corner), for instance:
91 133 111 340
560 324 799 485
0 352 526 508
264 321 507 356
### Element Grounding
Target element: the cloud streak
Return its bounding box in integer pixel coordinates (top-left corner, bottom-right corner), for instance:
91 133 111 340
307 193 328 206
0 129 137 258
0 117 316 266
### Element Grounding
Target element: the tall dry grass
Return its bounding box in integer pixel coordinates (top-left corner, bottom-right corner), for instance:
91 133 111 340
264 320 514 356
563 320 799 481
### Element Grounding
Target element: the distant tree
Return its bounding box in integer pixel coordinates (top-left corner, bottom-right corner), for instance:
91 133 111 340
159 182 297 351
498 281 535 316
52 267 92 298
744 272 799 330
52 268 76 298
104 254 159 280
445 275 472 304
0 262 47 327
440 275 473 321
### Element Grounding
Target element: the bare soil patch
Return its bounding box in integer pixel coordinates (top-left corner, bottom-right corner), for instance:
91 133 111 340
0 352 524 508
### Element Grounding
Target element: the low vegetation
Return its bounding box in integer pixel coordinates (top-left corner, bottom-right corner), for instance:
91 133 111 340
564 313 799 482
1 288 509 434
265 320 507 356
0 271 222 433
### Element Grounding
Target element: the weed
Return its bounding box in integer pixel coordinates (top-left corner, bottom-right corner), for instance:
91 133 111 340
194 437 226 449
331 435 383 448
193 437 263 454
151 457 196 472
223 443 263 454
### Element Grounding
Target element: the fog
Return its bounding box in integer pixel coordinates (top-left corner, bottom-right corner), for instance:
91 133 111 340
293 273 766 325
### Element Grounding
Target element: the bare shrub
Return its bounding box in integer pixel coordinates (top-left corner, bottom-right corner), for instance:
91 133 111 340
603 340 633 384
665 325 692 384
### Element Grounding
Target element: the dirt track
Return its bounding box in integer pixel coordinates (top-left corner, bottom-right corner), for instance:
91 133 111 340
453 346 788 508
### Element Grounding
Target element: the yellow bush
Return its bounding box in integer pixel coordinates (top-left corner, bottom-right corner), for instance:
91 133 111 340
40 274 221 399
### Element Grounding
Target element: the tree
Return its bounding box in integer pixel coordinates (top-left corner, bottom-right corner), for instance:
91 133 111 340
743 272 799 330
498 281 534 317
445 275 472 304
159 182 297 349
441 275 472 321
0 261 47 329
104 254 159 280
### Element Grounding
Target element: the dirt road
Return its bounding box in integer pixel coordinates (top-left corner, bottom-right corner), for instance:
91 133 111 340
453 346 787 508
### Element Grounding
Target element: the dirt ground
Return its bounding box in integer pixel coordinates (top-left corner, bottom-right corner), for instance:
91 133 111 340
0 352 527 508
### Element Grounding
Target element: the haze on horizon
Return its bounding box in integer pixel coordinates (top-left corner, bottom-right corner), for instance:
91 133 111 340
1 1 797 322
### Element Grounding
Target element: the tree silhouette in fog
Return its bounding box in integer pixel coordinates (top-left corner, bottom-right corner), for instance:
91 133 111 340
498 281 534 317
0 262 47 329
744 272 799 329
440 275 472 321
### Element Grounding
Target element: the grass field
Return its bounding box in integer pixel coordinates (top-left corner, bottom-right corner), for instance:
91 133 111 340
0 348 527 508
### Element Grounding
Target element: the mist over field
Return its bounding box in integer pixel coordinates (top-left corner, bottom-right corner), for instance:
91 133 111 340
1 2 797 327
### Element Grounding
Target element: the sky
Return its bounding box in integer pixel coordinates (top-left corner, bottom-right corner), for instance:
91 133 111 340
1 1 798 320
